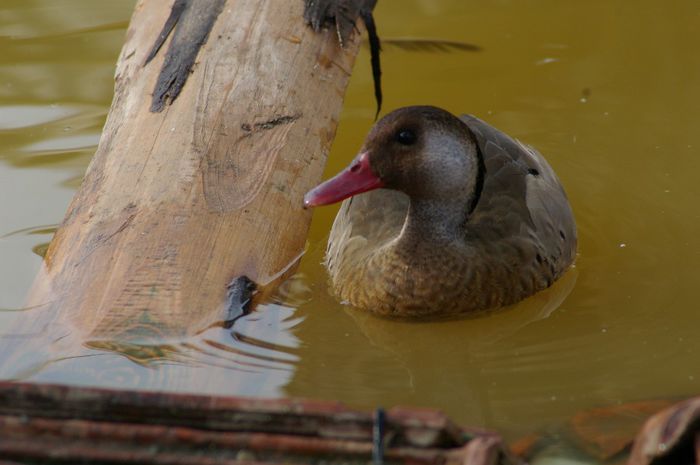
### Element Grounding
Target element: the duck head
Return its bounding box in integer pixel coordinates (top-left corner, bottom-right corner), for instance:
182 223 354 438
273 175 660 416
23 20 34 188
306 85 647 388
304 106 483 211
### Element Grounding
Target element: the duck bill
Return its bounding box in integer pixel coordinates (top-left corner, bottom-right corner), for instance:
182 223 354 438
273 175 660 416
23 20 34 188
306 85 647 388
303 152 384 208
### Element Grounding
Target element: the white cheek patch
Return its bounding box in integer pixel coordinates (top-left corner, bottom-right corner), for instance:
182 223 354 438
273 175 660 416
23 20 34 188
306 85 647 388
421 131 476 192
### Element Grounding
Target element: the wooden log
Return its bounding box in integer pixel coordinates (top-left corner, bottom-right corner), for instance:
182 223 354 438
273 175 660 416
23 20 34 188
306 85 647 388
1 0 364 380
0 381 522 465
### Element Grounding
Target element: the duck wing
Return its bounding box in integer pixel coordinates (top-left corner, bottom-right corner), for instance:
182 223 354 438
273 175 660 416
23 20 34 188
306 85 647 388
459 114 577 268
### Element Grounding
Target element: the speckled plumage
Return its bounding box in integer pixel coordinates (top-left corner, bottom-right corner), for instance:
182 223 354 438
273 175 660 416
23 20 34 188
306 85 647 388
322 106 576 319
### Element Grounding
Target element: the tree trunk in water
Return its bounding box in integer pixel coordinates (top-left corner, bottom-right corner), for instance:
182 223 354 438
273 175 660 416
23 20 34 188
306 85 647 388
2 0 363 388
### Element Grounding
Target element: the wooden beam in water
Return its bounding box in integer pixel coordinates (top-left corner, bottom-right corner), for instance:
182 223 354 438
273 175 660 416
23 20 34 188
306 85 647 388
0 381 520 465
3 0 366 378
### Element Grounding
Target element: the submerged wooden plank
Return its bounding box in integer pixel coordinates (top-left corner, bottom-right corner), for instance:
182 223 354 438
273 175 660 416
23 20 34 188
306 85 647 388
1 0 366 381
0 381 521 465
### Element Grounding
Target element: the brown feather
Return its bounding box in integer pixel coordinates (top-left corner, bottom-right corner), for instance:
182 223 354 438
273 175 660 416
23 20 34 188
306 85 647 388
323 107 576 319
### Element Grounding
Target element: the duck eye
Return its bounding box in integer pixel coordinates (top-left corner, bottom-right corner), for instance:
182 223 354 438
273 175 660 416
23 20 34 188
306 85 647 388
395 129 416 146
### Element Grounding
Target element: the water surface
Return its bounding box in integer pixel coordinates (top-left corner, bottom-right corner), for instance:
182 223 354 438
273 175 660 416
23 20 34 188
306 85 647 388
1 0 699 461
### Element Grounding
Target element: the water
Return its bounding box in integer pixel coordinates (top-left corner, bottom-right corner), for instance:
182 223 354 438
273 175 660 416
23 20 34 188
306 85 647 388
1 0 700 461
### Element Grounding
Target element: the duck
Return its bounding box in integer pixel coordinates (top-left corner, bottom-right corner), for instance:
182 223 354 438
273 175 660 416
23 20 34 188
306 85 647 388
303 106 576 319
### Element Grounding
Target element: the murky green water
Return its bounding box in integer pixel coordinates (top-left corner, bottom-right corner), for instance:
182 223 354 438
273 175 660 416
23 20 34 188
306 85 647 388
1 1 700 462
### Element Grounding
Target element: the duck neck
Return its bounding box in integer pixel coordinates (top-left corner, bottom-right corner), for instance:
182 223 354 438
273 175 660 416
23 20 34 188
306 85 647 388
396 198 470 249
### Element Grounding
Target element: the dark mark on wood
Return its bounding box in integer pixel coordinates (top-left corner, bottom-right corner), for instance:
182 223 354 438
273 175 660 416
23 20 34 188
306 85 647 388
304 0 377 47
304 0 381 115
240 114 301 136
146 0 226 112
255 114 302 130
224 275 257 328
144 0 187 65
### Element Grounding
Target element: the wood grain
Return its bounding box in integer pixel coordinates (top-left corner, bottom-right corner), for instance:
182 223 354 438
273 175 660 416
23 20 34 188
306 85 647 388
1 0 363 383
